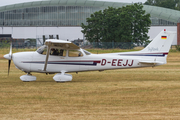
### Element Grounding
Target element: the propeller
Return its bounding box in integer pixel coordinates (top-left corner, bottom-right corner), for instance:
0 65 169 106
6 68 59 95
8 59 11 75
4 42 12 75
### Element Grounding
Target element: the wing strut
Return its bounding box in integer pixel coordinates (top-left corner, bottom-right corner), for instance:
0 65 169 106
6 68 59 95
43 39 80 71
43 44 51 71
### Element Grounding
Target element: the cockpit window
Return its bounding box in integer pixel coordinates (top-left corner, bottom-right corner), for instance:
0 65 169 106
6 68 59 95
83 49 91 55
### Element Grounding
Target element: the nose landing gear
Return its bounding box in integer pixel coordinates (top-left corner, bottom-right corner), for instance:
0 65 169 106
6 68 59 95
20 73 36 82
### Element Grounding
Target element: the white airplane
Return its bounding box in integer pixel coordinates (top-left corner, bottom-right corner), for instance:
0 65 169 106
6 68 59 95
4 30 176 82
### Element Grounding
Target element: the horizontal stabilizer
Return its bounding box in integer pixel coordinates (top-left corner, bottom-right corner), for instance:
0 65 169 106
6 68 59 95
139 61 164 64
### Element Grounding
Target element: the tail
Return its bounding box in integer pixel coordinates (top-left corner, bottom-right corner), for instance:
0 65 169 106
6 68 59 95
118 30 176 66
139 29 176 65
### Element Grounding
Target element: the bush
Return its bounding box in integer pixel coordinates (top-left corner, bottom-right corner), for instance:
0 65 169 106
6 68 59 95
0 41 10 48
175 45 180 51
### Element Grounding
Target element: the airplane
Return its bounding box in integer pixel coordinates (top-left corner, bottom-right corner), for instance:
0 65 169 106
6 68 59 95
4 29 176 82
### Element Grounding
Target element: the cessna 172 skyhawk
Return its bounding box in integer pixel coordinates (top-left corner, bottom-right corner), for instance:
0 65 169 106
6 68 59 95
4 30 176 82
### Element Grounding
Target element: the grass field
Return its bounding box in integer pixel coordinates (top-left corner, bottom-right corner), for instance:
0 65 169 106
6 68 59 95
1 49 180 120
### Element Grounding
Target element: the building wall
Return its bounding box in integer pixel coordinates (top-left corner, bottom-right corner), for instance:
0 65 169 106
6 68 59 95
0 27 84 41
0 26 177 45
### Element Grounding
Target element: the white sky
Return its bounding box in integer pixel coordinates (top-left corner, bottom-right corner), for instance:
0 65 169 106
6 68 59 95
0 0 147 7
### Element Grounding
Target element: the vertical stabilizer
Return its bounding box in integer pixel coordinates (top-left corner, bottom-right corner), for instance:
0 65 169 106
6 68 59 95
141 30 176 53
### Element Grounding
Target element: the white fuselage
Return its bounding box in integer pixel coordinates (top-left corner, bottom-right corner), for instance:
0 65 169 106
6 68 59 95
12 49 164 73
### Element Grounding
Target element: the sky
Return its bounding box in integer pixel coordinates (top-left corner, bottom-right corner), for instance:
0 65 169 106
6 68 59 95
0 0 147 7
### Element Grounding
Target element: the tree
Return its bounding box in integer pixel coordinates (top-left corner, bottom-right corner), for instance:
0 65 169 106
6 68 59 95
81 3 151 49
144 0 180 10
175 1 180 10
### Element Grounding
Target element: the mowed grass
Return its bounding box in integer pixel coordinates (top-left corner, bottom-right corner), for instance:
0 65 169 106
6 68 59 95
1 49 180 119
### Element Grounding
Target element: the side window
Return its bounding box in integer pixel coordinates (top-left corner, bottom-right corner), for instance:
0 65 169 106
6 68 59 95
42 48 47 55
60 49 66 57
50 48 59 56
50 48 66 57
68 50 83 57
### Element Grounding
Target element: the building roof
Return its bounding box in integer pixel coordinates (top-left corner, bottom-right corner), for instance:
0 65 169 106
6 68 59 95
0 0 179 23
143 5 180 23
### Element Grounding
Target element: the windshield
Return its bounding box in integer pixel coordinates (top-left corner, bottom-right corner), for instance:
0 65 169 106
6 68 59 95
83 49 91 55
36 45 47 55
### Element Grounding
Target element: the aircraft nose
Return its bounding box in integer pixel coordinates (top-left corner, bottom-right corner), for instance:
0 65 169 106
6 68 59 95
4 54 11 60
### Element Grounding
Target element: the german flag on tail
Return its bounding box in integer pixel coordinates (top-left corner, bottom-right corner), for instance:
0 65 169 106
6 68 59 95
161 36 167 39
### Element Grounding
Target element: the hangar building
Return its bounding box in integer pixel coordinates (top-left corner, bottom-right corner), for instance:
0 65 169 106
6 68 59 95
0 0 179 45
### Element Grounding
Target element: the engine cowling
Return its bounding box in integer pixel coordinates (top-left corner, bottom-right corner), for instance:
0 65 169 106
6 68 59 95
53 73 72 82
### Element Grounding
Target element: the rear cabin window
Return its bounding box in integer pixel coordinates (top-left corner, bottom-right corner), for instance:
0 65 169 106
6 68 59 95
68 50 83 57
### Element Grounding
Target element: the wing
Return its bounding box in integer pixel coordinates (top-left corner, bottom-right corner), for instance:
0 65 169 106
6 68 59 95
43 39 80 71
45 39 80 50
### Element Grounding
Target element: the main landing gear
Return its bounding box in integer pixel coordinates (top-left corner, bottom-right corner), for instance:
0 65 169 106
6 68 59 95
53 72 72 83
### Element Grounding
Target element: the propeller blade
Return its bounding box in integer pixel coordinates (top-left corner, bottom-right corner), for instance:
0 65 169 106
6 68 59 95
8 42 12 76
9 42 12 58
8 60 11 76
